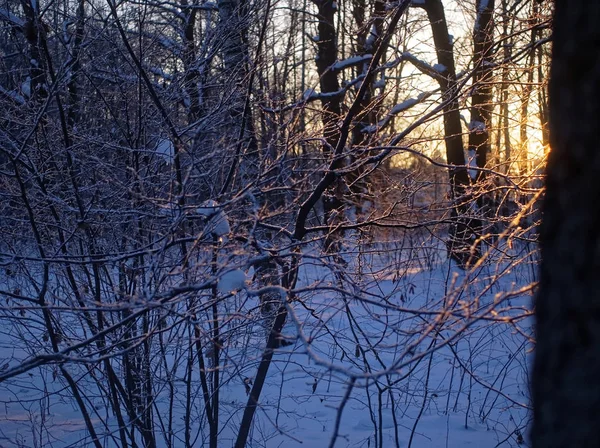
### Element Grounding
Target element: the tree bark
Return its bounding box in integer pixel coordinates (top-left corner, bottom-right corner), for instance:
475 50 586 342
347 0 387 209
468 0 495 182
314 0 345 255
468 0 495 238
422 0 474 267
532 1 600 447
518 0 539 175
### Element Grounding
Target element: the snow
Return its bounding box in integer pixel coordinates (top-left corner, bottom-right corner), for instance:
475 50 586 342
402 52 442 78
0 1 542 445
303 88 317 100
196 199 219 217
468 120 486 133
0 86 25 105
366 24 378 49
197 200 231 242
155 137 175 164
20 77 31 97
332 54 372 71
373 78 386 90
217 269 247 293
0 8 24 27
468 148 478 179
363 94 425 133
391 98 419 114
0 238 536 447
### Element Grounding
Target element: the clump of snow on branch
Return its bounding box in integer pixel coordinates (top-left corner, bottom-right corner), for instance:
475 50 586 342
390 98 419 114
0 8 25 27
468 120 486 133
365 24 378 50
373 77 386 90
303 88 317 100
20 77 31 97
217 269 247 294
197 200 231 242
467 149 478 180
155 137 175 164
332 54 372 71
363 92 429 133
0 85 25 105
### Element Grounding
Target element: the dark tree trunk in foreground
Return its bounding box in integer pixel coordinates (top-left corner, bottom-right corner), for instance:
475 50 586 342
532 2 600 447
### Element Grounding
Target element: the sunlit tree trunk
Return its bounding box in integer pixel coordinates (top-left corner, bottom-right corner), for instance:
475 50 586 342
498 0 512 172
518 0 539 175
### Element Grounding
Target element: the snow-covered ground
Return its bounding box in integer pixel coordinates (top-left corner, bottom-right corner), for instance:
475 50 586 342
0 235 535 447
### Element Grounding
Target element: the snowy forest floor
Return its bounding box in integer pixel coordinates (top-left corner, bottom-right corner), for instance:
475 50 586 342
0 234 536 448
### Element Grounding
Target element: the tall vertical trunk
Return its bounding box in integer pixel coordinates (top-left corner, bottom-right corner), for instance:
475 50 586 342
20 0 48 102
347 0 387 210
315 0 344 252
519 0 538 175
422 0 473 266
467 0 495 236
532 1 600 447
315 0 342 158
468 0 495 182
217 0 260 187
499 0 512 172
181 3 201 124
537 40 550 148
353 0 387 136
66 0 85 127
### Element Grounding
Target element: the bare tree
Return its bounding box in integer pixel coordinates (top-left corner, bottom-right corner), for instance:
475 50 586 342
0 1 548 447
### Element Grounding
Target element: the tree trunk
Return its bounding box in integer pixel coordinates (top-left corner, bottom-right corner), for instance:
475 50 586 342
468 0 495 182
422 0 474 267
518 0 538 175
346 0 387 210
532 1 600 447
315 0 345 255
468 0 495 238
20 0 48 102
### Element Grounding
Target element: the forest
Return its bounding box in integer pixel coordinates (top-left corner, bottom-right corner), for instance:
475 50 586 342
0 0 552 446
